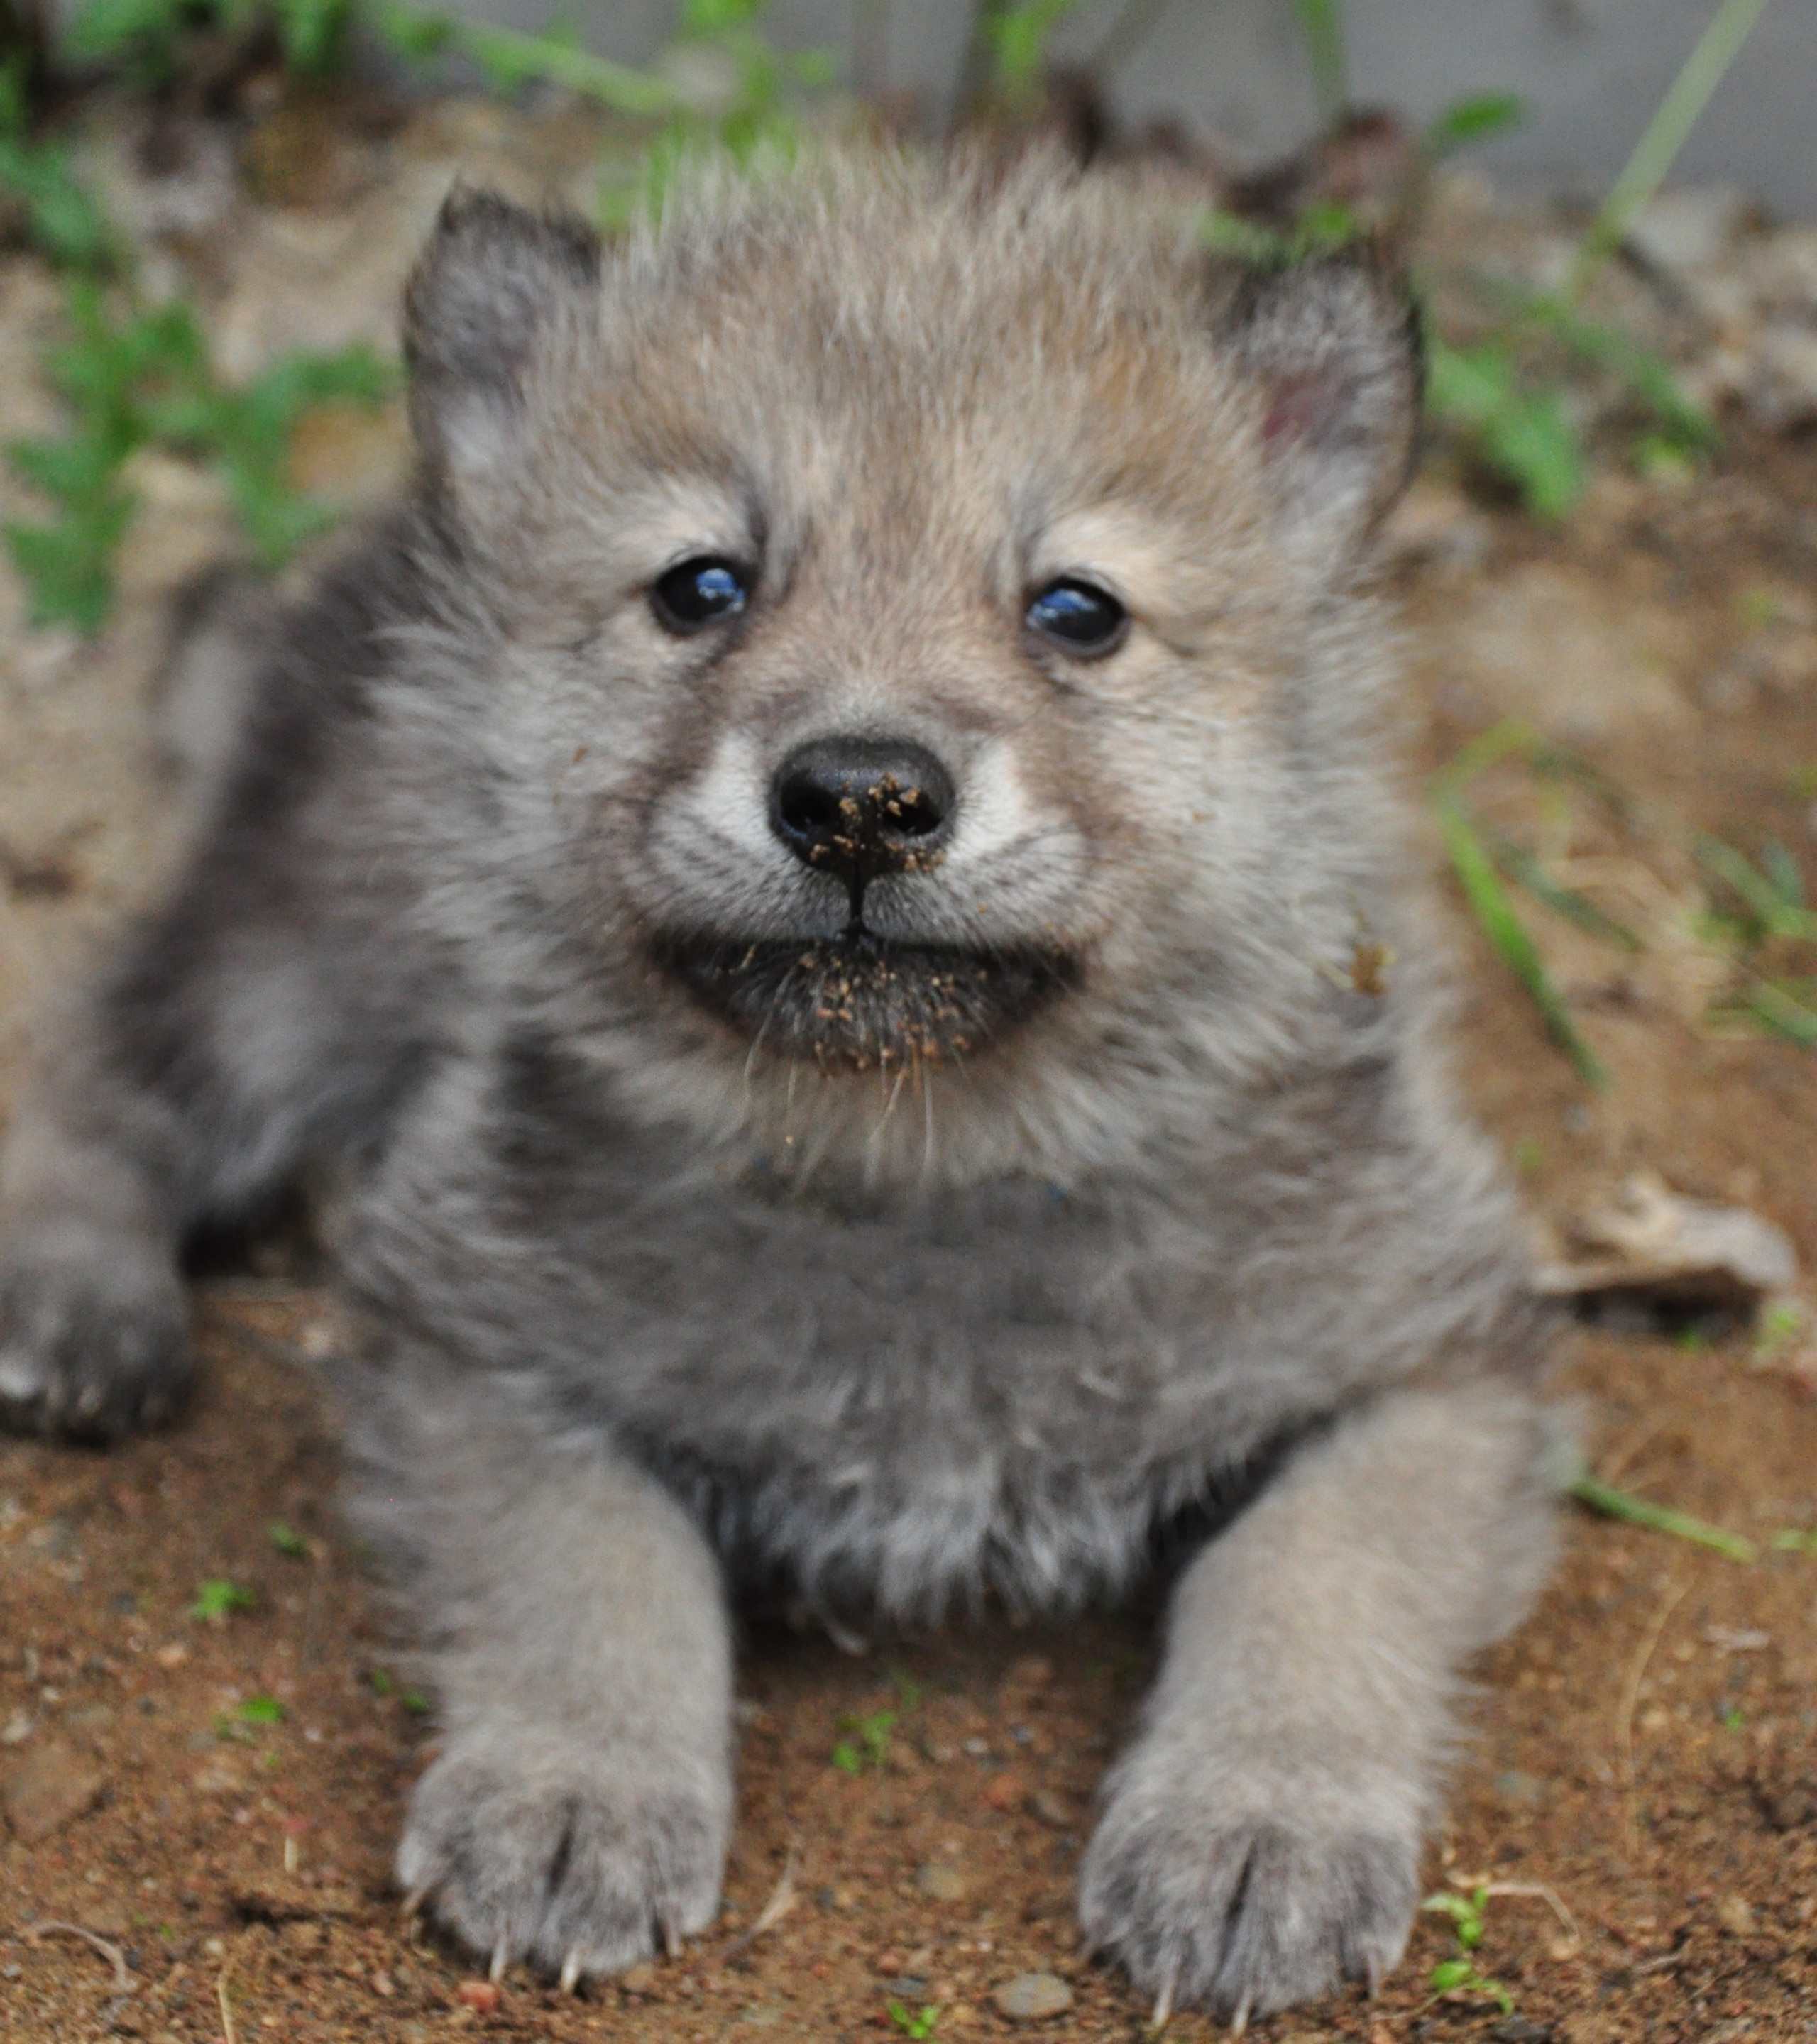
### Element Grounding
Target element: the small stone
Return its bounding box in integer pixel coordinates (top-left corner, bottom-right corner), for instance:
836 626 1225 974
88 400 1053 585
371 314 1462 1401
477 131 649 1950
31 1515 78 1560
981 1769 1026 1812
1 1711 32 1746
1026 1789 1071 1828
916 1862 969 1902
455 1979 500 2012
193 1754 243 1795
1628 187 1746 273
1717 1892 1756 1938
991 1972 1074 2021
619 1960 657 1994
1491 2018 1554 2044
1495 1769 1546 1806
3 1738 106 1842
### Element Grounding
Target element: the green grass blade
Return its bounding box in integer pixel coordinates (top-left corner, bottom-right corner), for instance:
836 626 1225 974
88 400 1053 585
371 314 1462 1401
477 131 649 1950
1567 0 1777 302
1423 92 1525 158
373 6 684 114
1292 0 1348 121
1571 1475 1757 1564
1506 289 1717 451
1433 793 1607 1086
1488 832 1644 951
1429 717 1544 800
1743 979 1817 1048
1695 835 1817 943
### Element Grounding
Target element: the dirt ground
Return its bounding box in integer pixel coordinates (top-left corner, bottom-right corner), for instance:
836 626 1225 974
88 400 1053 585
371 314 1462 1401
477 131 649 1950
6 100 1817 2044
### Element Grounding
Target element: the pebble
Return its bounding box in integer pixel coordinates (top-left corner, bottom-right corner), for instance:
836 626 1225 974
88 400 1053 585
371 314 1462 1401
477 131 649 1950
1026 1788 1072 1828
2 1737 106 1842
455 1979 500 2012
1717 1892 1756 1938
1490 2017 1554 2044
1495 1769 1547 1807
981 1769 1026 1811
915 1862 969 1901
991 1972 1075 2021
1628 187 1746 274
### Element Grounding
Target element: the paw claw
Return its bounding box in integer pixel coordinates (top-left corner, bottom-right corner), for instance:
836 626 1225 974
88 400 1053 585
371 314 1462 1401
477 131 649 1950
398 1735 728 1989
0 1230 190 1443
1081 1790 1417 2021
1151 1967 1178 2032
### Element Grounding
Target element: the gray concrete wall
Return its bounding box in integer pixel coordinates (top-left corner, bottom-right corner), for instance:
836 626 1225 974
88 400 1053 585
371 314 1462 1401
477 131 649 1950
469 0 1817 218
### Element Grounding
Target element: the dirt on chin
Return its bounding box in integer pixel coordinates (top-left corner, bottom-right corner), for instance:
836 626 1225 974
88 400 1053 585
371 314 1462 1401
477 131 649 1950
6 233 1817 2044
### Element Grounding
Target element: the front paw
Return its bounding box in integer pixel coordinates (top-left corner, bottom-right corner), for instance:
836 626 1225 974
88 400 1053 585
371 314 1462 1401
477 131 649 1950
399 1727 730 1984
0 1222 190 1441
1078 1752 1419 2022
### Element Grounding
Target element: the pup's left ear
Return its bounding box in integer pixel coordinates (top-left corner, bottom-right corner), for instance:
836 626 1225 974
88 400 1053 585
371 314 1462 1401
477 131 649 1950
1219 251 1423 564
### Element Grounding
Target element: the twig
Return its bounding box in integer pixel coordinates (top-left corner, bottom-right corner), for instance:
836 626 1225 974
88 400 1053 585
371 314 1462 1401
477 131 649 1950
1448 1874 1583 1951
1618 1576 1689 1864
24 1920 133 1994
723 1844 799 1958
216 1940 239 2044
1633 1947 1688 1976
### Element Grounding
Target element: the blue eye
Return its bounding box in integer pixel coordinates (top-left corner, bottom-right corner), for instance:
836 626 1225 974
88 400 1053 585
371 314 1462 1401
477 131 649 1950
1026 578 1127 655
652 557 750 634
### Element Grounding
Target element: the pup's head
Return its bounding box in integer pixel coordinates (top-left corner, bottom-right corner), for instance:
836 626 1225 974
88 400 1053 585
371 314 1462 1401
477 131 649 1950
400 155 1421 1189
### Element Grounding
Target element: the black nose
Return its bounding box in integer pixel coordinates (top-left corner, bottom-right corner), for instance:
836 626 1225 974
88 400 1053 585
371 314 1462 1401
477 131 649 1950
771 737 955 912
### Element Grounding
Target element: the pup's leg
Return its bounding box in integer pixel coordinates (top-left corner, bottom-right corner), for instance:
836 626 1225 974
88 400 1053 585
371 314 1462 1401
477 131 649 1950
1079 1380 1557 2023
0 1021 204 1439
1 810 421 1439
351 1360 734 1984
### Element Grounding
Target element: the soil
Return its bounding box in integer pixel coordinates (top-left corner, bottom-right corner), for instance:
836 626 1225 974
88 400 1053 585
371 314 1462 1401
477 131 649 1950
6 98 1817 2044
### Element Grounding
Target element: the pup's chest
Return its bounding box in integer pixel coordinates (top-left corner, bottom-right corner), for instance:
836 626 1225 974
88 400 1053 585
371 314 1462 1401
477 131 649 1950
581 1192 1312 1615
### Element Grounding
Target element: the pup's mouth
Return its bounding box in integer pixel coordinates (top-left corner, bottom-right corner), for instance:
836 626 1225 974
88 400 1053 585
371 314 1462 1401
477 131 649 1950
652 931 1077 1071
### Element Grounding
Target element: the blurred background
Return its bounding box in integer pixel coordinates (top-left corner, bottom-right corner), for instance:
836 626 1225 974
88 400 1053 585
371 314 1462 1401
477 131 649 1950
459 0 1817 211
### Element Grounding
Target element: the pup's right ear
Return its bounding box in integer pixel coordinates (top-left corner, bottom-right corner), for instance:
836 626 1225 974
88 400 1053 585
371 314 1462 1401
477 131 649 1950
404 187 601 497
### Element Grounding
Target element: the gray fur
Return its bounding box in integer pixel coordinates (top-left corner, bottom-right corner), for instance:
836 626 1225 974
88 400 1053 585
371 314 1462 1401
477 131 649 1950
0 153 1560 2017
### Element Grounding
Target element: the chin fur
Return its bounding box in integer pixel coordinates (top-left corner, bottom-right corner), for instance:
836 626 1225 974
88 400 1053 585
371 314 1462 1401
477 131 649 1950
649 929 1078 1072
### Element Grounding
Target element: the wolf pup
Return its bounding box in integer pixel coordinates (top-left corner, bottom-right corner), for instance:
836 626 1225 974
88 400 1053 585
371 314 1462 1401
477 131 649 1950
0 155 1558 2021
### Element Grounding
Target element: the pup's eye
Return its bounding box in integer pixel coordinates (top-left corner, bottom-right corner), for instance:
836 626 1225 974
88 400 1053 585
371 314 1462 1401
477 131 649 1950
1025 578 1127 656
652 557 750 634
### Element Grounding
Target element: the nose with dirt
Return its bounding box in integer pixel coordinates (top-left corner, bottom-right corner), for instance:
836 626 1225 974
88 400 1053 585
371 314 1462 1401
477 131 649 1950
769 737 955 934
